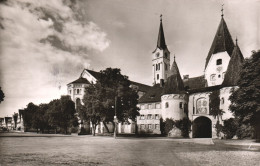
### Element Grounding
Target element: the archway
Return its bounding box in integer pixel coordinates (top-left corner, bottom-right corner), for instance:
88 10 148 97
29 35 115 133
192 116 212 138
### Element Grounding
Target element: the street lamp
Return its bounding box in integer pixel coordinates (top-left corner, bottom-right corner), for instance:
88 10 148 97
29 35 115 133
114 96 118 139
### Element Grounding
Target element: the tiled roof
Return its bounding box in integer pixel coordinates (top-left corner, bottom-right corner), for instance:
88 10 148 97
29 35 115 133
183 75 207 90
163 59 185 94
205 17 235 69
138 84 163 103
68 77 90 85
222 44 244 86
85 69 101 79
188 85 223 94
130 81 152 93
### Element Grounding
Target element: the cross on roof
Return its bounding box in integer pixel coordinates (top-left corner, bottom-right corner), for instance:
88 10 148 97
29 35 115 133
221 4 224 17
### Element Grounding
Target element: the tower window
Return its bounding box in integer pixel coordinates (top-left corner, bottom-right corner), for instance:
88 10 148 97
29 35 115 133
216 59 222 65
179 102 183 109
165 102 169 108
158 63 160 70
165 64 167 70
165 53 168 59
77 89 80 94
157 74 159 80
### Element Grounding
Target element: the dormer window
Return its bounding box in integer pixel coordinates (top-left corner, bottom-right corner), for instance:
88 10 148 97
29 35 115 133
216 59 222 65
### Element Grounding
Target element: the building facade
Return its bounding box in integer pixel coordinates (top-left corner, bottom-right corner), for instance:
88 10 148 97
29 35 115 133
137 12 244 138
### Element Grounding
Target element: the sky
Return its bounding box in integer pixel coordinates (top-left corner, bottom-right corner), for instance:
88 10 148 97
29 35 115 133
0 0 259 117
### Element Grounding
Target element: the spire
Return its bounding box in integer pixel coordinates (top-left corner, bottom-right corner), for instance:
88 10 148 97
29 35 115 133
156 14 167 50
205 12 235 69
163 56 184 94
222 41 244 86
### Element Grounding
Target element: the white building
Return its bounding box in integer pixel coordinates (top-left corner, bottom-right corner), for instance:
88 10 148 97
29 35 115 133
137 12 244 138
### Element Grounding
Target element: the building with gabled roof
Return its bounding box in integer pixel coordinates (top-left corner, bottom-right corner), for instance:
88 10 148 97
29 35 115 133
68 8 246 138
137 10 245 138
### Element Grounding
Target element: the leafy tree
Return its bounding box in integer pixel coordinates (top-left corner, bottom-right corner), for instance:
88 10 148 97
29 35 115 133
0 86 5 104
99 68 139 129
23 102 38 131
229 51 260 141
13 113 18 129
78 83 104 136
47 96 78 134
79 68 140 135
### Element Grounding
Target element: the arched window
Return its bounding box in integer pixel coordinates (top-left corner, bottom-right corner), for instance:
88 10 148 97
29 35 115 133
157 74 159 80
165 102 169 108
196 98 207 114
216 59 222 65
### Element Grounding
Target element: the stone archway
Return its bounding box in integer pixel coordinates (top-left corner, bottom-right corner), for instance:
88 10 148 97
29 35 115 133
192 116 212 138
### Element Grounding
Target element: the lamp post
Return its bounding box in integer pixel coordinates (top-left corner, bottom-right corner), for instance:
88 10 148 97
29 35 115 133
114 96 118 139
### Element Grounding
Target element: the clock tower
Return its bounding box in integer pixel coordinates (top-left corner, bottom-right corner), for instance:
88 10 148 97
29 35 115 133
152 15 171 85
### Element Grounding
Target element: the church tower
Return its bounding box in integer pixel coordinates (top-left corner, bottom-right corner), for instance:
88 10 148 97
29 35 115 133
204 7 235 87
152 15 171 84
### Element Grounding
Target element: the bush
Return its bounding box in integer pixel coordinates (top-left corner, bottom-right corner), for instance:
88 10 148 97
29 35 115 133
160 118 191 137
222 118 238 139
236 124 255 139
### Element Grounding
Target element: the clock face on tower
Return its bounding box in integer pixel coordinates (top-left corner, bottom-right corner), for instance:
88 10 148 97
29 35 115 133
217 66 222 72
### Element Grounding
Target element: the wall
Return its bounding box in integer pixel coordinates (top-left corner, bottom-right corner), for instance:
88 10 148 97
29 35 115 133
161 94 187 121
205 51 230 86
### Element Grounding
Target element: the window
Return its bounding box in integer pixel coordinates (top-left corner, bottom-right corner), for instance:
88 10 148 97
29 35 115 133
165 53 168 59
156 64 158 71
157 74 159 80
179 102 183 109
155 103 161 109
76 89 80 94
148 124 152 129
155 114 159 119
155 124 160 129
147 114 152 119
158 63 160 70
165 102 169 108
165 64 167 70
141 124 145 129
221 97 225 104
210 74 216 81
216 59 222 65
140 115 145 120
69 90 71 94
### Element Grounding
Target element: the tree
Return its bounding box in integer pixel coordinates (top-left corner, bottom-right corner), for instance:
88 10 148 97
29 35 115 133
229 51 260 141
78 83 104 136
13 113 18 129
0 87 5 104
79 68 140 135
99 68 139 129
47 96 78 134
23 102 38 131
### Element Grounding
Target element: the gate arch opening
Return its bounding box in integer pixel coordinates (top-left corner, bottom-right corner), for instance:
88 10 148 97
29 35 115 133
192 116 212 138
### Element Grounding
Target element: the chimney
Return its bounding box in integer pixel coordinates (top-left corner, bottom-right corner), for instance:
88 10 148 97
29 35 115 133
183 75 189 80
160 79 164 87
